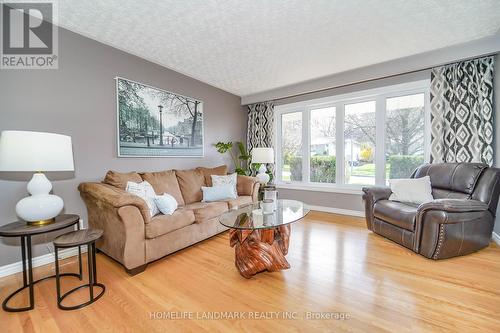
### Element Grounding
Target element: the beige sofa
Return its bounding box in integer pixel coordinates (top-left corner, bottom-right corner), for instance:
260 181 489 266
78 165 259 275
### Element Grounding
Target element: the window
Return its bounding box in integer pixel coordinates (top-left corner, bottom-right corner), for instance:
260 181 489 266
385 94 425 184
310 107 336 183
275 80 430 192
280 112 302 182
344 101 376 185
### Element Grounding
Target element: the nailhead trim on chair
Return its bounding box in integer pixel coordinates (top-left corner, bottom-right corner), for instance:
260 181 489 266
433 224 446 259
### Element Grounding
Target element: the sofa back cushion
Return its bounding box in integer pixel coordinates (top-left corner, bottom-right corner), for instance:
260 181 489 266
141 170 185 206
103 170 142 190
197 165 227 186
412 163 487 197
176 169 205 204
237 175 256 196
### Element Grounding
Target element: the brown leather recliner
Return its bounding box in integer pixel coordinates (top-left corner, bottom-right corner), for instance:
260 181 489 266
362 163 500 259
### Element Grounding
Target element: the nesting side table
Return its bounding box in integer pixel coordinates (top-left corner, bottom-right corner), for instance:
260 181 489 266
0 214 82 312
53 228 105 310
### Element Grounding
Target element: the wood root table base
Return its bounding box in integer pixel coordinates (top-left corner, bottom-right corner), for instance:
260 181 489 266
229 225 291 278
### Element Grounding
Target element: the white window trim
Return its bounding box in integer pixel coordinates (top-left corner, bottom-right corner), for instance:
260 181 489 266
274 79 431 194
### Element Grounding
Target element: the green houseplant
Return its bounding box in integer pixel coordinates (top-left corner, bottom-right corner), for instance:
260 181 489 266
214 141 251 175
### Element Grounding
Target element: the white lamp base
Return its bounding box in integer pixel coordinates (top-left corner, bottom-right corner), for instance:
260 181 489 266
16 173 64 225
256 164 270 184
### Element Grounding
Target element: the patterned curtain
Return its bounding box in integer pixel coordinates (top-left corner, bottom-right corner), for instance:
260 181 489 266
430 56 495 165
247 101 275 176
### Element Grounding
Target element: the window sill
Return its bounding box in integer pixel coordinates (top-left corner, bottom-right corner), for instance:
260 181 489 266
275 183 363 195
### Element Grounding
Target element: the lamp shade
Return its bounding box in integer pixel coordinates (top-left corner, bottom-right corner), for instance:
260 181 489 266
0 131 74 172
252 147 274 164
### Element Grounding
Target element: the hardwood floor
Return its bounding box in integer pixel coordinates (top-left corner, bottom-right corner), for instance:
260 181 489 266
1 211 499 332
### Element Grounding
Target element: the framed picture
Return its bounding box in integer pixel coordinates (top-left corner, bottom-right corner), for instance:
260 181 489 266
116 77 204 157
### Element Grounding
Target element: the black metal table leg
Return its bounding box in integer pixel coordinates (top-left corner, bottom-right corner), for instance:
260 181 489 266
92 243 97 284
26 236 34 309
55 246 61 302
77 223 82 280
21 236 27 287
87 243 94 301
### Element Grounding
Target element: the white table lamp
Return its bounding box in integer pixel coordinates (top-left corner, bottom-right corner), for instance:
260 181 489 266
252 147 274 184
0 131 74 225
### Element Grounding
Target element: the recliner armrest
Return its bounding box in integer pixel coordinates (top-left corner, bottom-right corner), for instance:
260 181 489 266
417 199 489 214
362 186 392 203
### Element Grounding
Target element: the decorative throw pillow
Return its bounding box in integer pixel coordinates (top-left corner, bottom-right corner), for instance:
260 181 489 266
201 185 237 202
211 173 237 196
125 181 159 217
389 176 434 204
154 193 178 215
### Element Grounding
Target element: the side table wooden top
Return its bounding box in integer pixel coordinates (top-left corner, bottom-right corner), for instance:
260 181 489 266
0 214 80 237
53 229 103 248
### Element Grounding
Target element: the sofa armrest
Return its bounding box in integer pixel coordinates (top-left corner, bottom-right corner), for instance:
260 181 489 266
362 186 392 231
417 199 489 215
78 182 151 223
362 186 392 203
415 199 493 258
237 175 260 201
252 182 261 202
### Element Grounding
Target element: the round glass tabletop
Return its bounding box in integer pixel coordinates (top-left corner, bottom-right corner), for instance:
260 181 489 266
219 199 309 230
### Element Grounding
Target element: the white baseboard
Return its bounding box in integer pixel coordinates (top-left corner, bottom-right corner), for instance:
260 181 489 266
0 247 87 279
308 205 365 217
492 232 500 246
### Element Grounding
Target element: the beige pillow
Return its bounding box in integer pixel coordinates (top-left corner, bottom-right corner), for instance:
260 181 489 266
196 165 228 186
141 170 185 206
103 170 142 189
176 169 205 204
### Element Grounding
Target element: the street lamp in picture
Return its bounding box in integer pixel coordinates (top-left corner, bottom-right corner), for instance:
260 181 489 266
158 104 164 146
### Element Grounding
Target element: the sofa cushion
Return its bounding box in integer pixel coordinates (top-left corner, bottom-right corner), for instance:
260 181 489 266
141 170 185 206
224 196 252 209
176 169 206 204
374 200 418 231
237 175 256 196
103 170 142 190
145 209 195 239
197 165 227 186
184 201 229 222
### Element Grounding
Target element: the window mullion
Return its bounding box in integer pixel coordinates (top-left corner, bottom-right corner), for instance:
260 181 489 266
302 109 310 183
336 103 344 185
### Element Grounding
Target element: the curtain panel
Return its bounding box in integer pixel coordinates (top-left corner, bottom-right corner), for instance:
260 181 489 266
247 101 275 176
430 56 495 165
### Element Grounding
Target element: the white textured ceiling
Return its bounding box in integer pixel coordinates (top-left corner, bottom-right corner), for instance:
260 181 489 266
58 0 500 97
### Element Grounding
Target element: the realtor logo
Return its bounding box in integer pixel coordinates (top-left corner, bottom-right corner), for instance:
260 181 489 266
1 1 58 69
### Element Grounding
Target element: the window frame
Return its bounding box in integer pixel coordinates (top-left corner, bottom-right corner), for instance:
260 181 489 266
274 79 431 194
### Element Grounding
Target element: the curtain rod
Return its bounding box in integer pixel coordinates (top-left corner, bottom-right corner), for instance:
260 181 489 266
269 52 497 103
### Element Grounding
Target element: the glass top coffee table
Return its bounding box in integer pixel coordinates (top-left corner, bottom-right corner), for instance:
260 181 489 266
219 199 309 278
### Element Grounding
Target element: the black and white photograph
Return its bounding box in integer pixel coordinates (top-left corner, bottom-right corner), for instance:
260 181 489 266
117 77 203 157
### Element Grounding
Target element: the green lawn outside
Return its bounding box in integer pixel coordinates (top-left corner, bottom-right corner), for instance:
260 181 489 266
281 162 391 181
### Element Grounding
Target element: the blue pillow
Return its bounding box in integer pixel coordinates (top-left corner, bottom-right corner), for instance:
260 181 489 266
154 193 178 215
202 185 237 202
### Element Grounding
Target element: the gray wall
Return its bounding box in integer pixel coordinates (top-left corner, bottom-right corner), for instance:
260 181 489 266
0 28 245 266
